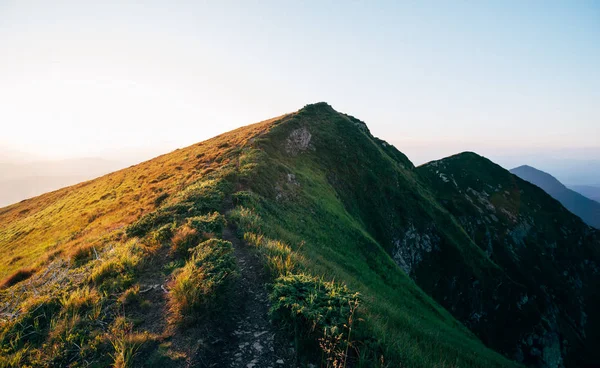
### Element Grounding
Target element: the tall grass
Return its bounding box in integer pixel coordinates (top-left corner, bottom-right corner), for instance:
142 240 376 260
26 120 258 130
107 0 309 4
168 238 238 325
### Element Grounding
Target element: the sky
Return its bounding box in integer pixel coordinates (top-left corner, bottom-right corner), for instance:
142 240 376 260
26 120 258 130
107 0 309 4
1 1 599 181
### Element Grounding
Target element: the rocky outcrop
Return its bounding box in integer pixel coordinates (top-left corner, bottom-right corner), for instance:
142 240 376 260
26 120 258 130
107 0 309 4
285 127 312 155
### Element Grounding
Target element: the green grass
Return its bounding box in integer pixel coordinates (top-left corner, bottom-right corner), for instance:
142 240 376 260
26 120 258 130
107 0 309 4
167 238 238 325
0 104 523 367
221 104 520 367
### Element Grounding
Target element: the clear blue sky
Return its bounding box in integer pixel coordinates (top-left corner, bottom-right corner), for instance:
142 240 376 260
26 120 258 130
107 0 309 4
0 1 598 170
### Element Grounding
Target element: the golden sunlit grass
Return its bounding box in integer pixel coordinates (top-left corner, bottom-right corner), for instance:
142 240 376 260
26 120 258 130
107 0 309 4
167 238 237 325
0 116 281 281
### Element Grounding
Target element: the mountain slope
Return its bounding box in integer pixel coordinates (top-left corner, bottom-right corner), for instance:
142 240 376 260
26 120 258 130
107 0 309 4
418 154 600 367
0 105 517 367
569 185 600 203
2 104 598 367
510 165 600 229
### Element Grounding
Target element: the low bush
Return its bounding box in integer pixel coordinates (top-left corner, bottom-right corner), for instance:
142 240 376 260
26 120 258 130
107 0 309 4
118 285 141 307
168 239 237 325
228 206 262 234
170 225 201 258
108 317 151 368
126 211 173 238
70 243 99 266
186 212 226 236
60 286 101 315
270 274 360 366
126 179 230 239
89 240 145 292
151 223 175 245
154 192 169 207
179 178 229 212
231 190 260 207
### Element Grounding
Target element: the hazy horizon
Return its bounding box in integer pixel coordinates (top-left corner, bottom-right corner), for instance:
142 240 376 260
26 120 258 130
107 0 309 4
1 1 599 204
1 127 599 208
1 2 598 158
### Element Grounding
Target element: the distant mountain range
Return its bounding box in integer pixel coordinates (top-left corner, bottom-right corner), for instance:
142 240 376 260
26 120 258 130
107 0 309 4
0 158 127 207
569 185 600 203
510 165 600 229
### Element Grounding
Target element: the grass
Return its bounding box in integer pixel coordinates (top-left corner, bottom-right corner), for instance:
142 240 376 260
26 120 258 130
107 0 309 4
89 239 146 292
0 267 37 289
224 103 520 367
167 238 238 325
0 116 278 281
0 104 525 367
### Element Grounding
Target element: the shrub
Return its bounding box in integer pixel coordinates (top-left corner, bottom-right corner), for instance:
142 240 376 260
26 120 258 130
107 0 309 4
89 240 144 292
232 190 260 207
228 206 262 234
170 225 201 258
186 212 226 235
178 178 229 212
244 233 297 276
168 239 237 324
154 193 169 207
151 223 175 245
270 274 360 366
126 211 173 238
126 179 229 239
70 243 99 266
0 267 37 289
118 285 141 306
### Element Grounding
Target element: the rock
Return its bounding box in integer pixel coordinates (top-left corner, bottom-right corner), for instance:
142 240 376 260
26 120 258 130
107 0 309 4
285 127 312 155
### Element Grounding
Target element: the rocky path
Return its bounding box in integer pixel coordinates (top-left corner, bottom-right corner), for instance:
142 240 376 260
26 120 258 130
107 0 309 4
195 226 292 368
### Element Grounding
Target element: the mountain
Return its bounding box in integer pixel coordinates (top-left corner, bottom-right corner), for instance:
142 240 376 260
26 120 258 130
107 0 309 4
569 185 600 203
510 165 600 229
0 103 598 367
418 154 600 367
0 158 128 207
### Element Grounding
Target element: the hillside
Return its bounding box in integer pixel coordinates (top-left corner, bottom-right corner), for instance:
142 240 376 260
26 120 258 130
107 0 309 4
418 154 600 367
0 105 516 368
0 103 598 368
510 165 600 229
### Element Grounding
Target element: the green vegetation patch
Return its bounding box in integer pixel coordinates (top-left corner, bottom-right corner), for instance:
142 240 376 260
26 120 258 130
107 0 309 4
271 273 360 366
168 238 238 325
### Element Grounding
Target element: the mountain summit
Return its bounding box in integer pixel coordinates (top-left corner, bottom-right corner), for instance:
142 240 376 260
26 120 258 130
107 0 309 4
0 103 598 368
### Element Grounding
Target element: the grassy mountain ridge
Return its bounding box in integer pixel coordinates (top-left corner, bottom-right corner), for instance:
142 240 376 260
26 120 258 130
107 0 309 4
262 107 572 366
1 103 597 367
0 105 517 367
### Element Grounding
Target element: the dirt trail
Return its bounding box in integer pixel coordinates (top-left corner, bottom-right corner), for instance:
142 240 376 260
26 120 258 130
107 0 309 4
194 226 292 368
